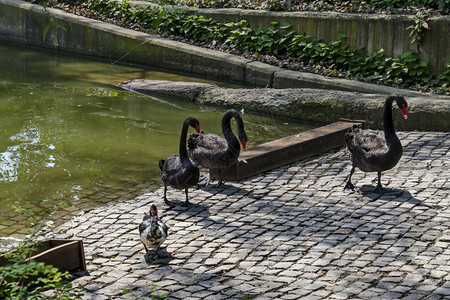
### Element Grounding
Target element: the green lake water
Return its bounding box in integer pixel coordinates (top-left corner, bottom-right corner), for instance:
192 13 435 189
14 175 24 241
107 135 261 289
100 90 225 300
0 42 314 238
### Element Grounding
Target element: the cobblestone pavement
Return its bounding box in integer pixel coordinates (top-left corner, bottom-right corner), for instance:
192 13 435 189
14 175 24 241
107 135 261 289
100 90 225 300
54 131 450 299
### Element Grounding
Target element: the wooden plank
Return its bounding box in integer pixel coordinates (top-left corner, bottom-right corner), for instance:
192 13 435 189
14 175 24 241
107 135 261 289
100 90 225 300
210 120 364 181
31 240 84 272
0 239 86 272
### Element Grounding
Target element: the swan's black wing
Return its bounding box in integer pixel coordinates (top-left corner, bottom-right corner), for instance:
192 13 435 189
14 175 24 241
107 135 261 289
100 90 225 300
191 133 227 150
160 155 183 186
187 133 228 169
160 155 199 189
345 126 390 172
348 130 388 155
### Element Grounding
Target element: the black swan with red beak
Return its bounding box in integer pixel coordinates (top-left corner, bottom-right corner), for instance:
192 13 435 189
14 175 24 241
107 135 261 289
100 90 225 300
187 109 248 186
344 93 408 194
159 117 201 207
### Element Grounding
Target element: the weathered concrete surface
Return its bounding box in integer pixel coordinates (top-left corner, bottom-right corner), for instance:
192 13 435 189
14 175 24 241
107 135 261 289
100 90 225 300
118 79 219 101
47 131 450 299
118 79 450 131
271 69 429 95
197 88 450 131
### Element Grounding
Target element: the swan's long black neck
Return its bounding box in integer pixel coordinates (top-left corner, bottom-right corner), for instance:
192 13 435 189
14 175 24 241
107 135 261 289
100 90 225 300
383 97 399 146
222 110 242 151
179 119 192 161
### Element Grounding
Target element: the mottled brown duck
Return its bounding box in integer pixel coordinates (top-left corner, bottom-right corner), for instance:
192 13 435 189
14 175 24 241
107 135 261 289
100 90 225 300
139 204 169 263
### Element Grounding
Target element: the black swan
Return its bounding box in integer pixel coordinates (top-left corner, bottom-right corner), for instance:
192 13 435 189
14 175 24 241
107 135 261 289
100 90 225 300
139 204 169 263
187 109 248 186
159 117 201 207
344 93 408 194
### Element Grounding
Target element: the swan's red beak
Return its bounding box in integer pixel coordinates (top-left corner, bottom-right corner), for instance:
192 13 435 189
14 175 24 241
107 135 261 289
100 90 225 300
242 140 247 151
401 105 408 120
195 124 201 134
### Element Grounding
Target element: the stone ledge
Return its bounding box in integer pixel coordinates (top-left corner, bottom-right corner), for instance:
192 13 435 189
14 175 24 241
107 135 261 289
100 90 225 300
118 79 218 101
118 79 450 131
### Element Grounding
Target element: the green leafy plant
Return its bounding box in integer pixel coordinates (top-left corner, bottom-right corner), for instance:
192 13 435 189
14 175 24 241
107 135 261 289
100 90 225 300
407 9 430 45
43 16 67 46
122 284 168 299
225 20 257 52
437 59 450 85
0 200 84 299
375 0 449 14
39 0 67 46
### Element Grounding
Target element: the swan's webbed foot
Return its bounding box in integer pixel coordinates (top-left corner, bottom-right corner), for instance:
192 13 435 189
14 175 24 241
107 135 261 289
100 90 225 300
373 184 386 194
215 179 224 188
344 181 356 192
164 197 176 208
373 172 386 194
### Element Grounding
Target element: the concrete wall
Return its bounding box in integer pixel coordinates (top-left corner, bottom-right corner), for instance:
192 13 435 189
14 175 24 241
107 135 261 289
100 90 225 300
0 0 254 85
184 8 450 75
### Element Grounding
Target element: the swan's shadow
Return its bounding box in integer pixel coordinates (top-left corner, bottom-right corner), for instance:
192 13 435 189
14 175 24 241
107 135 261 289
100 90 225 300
144 248 174 266
198 183 263 201
165 201 209 212
197 175 261 200
360 185 444 209
162 195 214 226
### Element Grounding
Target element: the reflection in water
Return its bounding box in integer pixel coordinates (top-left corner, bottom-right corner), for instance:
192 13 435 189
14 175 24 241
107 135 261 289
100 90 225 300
0 123 54 183
0 42 315 237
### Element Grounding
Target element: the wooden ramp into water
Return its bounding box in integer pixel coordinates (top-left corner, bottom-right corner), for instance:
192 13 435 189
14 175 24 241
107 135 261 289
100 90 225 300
210 119 364 181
